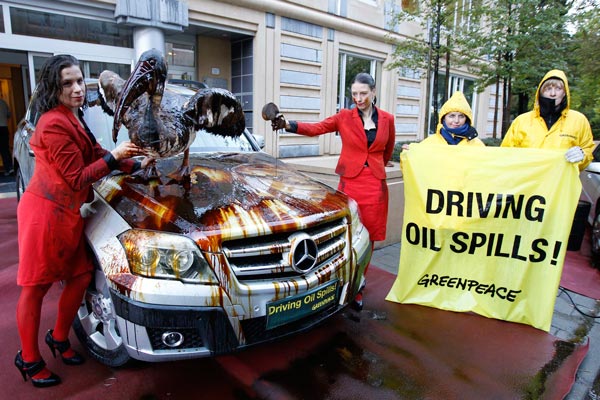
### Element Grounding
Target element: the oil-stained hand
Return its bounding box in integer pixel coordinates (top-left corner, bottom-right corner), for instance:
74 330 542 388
111 141 146 161
271 114 288 131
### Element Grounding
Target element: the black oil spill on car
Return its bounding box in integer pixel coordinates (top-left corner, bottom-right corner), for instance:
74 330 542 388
14 80 371 366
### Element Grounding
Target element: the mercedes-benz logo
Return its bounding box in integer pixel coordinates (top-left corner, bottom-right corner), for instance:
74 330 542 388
289 233 319 273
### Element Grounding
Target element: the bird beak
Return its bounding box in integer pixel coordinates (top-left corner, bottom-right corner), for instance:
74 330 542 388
112 49 168 142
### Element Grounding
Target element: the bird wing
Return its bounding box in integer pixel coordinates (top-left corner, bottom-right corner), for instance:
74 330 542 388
182 88 245 137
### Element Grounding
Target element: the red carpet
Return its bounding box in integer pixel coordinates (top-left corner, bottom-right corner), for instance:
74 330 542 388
0 197 589 399
560 227 600 300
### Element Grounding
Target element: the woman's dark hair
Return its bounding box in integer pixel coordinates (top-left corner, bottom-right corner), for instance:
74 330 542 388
35 54 86 113
351 72 376 90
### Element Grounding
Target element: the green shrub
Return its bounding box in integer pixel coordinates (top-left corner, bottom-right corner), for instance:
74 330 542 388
481 137 502 147
392 141 418 162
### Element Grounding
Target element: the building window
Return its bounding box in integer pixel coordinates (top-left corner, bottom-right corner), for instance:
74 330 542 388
448 0 478 32
328 0 348 17
84 61 130 80
10 7 132 47
231 38 253 133
29 55 129 92
428 74 477 134
399 67 420 80
281 17 323 39
31 54 50 89
384 1 401 32
166 42 195 68
337 53 381 111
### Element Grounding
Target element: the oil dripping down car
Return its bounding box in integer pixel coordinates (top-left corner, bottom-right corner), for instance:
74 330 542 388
13 76 371 366
75 140 372 366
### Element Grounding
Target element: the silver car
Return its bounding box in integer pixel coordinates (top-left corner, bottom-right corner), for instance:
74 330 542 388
12 81 371 366
579 143 600 264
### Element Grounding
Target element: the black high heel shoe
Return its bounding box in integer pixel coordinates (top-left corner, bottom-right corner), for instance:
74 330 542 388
45 329 85 366
14 351 61 388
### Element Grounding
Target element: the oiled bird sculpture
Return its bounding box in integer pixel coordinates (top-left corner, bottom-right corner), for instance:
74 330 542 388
98 48 245 180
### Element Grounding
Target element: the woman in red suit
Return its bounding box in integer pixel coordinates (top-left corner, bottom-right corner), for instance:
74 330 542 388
271 72 396 309
14 54 152 387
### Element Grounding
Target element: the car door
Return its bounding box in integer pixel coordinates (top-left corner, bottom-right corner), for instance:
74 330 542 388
580 143 600 225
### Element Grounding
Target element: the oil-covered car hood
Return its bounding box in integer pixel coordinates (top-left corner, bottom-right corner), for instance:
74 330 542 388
94 152 350 242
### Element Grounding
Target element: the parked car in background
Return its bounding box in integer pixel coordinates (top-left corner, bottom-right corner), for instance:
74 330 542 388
579 142 600 265
12 80 371 366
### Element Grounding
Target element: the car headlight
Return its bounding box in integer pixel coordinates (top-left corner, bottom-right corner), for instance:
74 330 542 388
348 198 365 239
118 230 218 284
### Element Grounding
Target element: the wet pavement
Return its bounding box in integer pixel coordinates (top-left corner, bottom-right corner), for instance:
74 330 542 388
373 242 600 399
0 170 16 197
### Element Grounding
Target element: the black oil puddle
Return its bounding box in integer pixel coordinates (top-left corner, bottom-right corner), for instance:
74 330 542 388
236 331 424 400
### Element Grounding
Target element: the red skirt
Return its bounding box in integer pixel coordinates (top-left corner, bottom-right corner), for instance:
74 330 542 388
338 167 388 241
17 192 93 286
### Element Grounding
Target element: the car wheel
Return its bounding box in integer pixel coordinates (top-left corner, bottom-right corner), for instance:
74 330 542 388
592 211 600 268
15 167 25 201
73 269 131 367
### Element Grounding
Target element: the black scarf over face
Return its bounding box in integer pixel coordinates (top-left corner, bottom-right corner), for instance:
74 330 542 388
539 95 567 130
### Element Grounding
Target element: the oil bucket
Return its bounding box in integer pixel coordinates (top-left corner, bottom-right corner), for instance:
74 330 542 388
567 200 591 251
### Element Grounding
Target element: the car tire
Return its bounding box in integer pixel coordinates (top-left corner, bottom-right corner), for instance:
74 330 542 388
15 167 25 201
73 268 131 367
592 211 600 268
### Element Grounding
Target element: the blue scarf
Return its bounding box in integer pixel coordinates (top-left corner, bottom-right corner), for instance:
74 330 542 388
440 121 478 145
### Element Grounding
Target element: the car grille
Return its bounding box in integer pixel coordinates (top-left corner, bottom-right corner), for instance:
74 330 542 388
222 218 348 281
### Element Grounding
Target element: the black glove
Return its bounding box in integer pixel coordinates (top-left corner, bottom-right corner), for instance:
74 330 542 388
271 114 287 131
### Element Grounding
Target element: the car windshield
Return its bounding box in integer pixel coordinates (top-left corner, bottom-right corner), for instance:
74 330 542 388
83 83 256 153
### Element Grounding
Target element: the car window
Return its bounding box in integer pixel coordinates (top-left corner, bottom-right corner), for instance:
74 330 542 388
593 144 600 162
189 129 256 152
83 106 128 150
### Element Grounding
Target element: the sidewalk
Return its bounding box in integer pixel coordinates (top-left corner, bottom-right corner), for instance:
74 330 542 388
372 242 600 399
0 171 16 197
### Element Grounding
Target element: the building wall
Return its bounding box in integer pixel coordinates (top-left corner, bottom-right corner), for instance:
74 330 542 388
196 36 231 89
185 0 500 155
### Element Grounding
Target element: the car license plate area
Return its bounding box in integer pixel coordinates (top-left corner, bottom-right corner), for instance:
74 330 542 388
266 280 339 330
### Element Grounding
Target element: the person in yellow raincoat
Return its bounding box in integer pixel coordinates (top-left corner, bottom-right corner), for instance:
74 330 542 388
501 69 594 170
422 91 485 146
402 91 484 151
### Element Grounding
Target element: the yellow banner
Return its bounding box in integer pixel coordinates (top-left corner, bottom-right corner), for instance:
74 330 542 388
386 144 582 331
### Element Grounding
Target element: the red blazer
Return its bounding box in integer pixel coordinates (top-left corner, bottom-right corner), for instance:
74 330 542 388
26 104 136 212
295 107 396 179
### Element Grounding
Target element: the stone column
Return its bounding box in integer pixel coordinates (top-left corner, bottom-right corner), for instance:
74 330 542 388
115 0 188 59
133 27 165 60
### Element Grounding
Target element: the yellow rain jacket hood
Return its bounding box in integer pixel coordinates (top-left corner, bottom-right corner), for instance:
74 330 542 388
438 91 473 126
422 91 484 146
533 69 570 118
501 69 594 170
